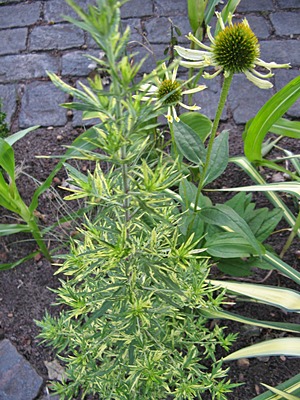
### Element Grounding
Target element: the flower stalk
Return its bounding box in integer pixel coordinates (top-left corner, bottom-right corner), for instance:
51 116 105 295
194 72 233 209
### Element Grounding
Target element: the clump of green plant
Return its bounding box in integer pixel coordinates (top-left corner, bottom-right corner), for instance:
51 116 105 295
36 1 239 399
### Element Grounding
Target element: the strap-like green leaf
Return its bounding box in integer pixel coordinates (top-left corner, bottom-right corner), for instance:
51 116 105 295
0 223 31 236
201 308 300 334
244 75 300 162
261 384 300 400
230 156 300 237
223 338 300 361
5 126 39 146
209 280 300 312
252 373 300 400
270 117 300 139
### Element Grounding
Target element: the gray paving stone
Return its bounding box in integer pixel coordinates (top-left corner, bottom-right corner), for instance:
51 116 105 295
121 0 153 18
144 16 190 44
123 18 144 44
275 70 300 118
277 0 300 8
155 0 188 16
245 15 270 39
193 75 227 122
237 0 274 12
62 50 98 76
0 84 17 126
0 54 59 83
0 28 27 55
228 74 275 124
133 44 168 74
44 0 96 23
0 339 43 400
260 40 300 67
19 81 67 127
29 24 84 51
0 3 41 29
270 12 300 36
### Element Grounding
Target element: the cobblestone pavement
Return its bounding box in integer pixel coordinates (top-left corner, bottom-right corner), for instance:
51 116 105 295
0 0 299 399
0 0 299 131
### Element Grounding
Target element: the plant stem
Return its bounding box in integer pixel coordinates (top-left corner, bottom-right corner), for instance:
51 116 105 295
121 147 130 226
280 210 300 258
194 72 233 211
28 218 52 261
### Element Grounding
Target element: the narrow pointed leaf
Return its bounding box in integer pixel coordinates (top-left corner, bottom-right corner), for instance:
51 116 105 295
252 373 300 400
262 251 300 286
261 384 300 400
0 224 31 236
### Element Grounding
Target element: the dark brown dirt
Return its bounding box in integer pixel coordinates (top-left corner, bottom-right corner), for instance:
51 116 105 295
0 124 299 399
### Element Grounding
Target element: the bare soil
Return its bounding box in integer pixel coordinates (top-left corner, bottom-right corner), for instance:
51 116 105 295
0 125 299 399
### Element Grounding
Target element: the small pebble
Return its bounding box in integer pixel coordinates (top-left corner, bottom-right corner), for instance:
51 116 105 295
53 177 61 185
7 313 13 318
56 134 63 141
255 384 261 395
237 358 250 369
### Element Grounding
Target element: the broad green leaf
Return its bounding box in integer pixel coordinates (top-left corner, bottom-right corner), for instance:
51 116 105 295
261 384 300 400
200 204 263 255
5 126 39 146
270 117 300 139
0 223 31 236
252 373 300 400
244 75 300 162
216 257 271 277
187 0 205 34
0 138 15 180
203 130 229 186
223 338 300 361
246 207 283 243
201 308 300 334
180 112 212 143
205 232 256 258
179 178 212 209
209 280 300 312
173 119 206 164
